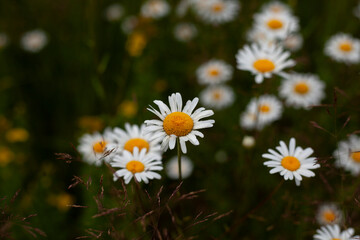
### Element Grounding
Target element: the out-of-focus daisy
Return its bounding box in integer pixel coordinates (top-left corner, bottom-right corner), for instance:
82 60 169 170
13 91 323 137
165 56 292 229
121 16 139 34
247 27 272 46
112 123 162 155
166 155 193 179
104 3 124 22
176 0 192 17
194 0 240 25
242 135 255 148
111 147 162 184
279 73 325 109
260 1 292 15
313 224 359 240
0 33 8 49
240 95 283 130
236 43 295 84
282 33 303 52
324 33 360 64
174 23 197 42
141 0 170 19
78 129 117 166
316 203 343 226
253 11 299 41
196 59 233 85
263 138 320 186
354 2 360 19
199 85 235 110
334 135 360 175
144 92 215 153
20 29 48 53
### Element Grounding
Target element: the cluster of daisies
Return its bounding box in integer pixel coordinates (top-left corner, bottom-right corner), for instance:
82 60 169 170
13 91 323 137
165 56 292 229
0 29 48 53
78 93 214 183
196 59 235 110
236 2 326 131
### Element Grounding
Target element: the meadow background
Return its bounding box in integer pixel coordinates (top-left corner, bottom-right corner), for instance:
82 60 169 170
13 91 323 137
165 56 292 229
0 0 360 239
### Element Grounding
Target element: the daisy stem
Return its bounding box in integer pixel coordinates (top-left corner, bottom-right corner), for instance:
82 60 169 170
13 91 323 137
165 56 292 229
177 138 182 181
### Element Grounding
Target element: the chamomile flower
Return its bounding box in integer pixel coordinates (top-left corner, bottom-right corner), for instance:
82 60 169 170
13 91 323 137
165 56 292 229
141 0 170 19
111 123 162 155
166 155 194 179
194 0 240 25
242 135 255 148
324 33 360 64
279 73 325 109
111 147 162 184
199 85 235 110
196 59 233 85
104 3 124 22
78 128 117 166
260 1 292 15
236 43 295 84
316 203 343 226
144 92 215 154
174 23 197 42
20 29 48 53
334 135 360 176
262 138 320 186
282 33 303 52
253 11 299 41
314 224 359 240
247 27 273 46
241 95 283 129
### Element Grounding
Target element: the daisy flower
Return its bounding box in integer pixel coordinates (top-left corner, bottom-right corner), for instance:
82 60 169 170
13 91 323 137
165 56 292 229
262 138 320 186
174 23 197 42
111 147 162 184
236 43 295 84
324 33 360 64
104 3 124 22
121 16 139 34
334 135 360 175
247 27 273 46
20 29 48 53
240 95 283 130
282 33 303 52
141 0 170 19
279 73 325 109
199 85 235 110
253 11 299 41
77 128 117 166
194 0 240 25
144 92 215 153
242 135 255 148
314 224 359 240
260 1 292 15
196 59 233 85
166 155 194 180
112 123 162 156
316 203 343 226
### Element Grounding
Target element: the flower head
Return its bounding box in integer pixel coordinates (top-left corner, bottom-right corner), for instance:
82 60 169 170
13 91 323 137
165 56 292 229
199 85 235 110
20 29 48 53
314 224 359 240
111 147 163 184
196 59 233 85
174 23 198 42
316 203 343 226
104 3 124 22
144 93 214 153
262 138 320 186
334 135 360 175
141 0 170 19
194 0 240 25
324 33 360 64
236 43 295 83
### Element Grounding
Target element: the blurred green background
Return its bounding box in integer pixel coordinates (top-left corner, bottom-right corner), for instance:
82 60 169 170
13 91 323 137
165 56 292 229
0 0 360 239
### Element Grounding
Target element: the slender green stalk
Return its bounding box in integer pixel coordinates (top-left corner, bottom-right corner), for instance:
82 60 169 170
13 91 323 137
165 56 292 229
177 138 182 181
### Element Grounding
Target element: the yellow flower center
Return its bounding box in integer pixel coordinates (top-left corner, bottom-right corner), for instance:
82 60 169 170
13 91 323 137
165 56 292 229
267 19 283 29
126 160 145 174
93 141 107 153
294 82 309 94
213 91 222 100
339 42 352 52
323 211 336 223
253 59 275 73
163 112 194 137
351 152 360 163
124 138 150 153
212 3 224 12
258 104 270 113
208 68 220 77
281 156 300 171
